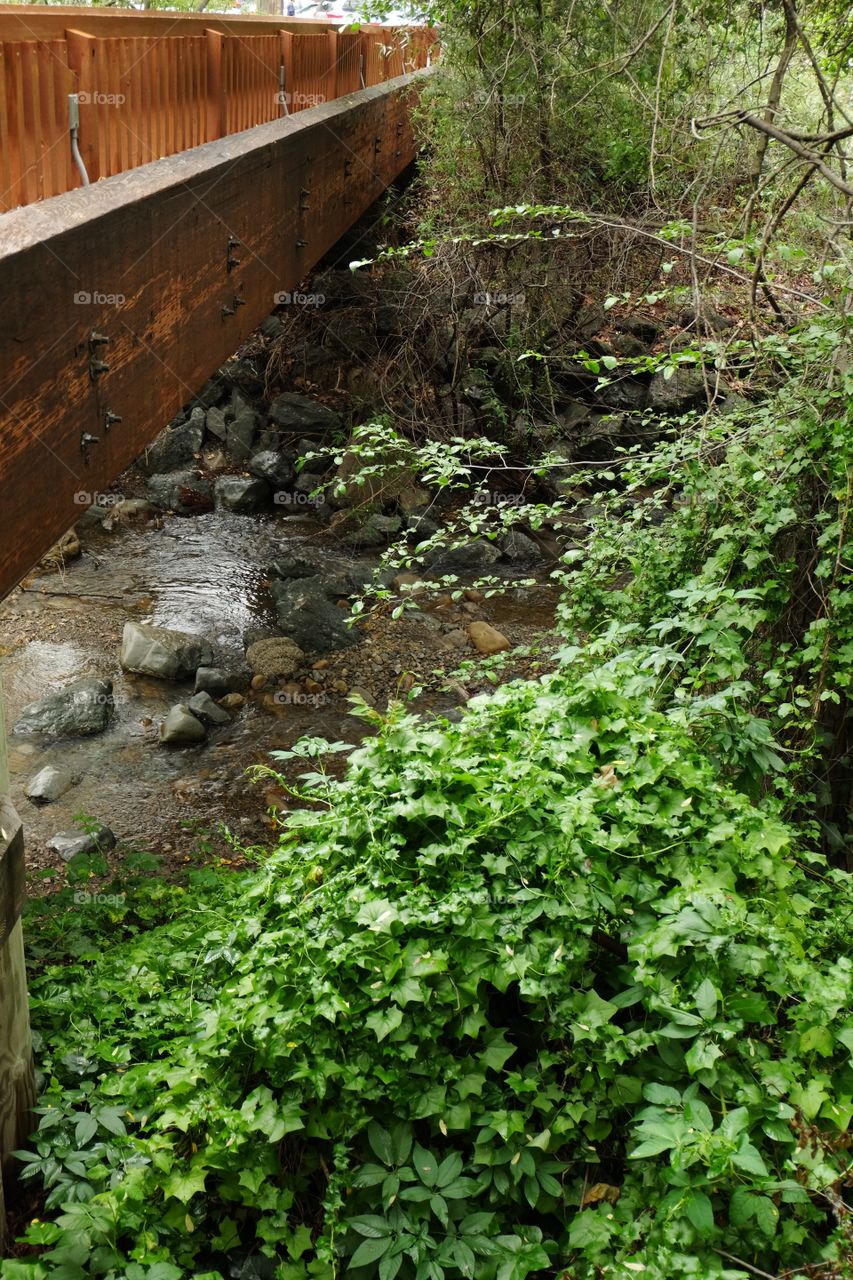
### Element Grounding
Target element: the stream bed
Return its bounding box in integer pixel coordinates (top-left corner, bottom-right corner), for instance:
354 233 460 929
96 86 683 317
0 502 559 884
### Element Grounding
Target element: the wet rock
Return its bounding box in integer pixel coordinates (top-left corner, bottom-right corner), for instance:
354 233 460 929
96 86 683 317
15 678 113 737
647 366 708 412
160 705 207 744
249 450 294 489
121 622 214 681
467 622 511 655
268 392 341 432
268 551 327 581
245 636 305 679
26 766 74 805
501 530 540 563
226 408 260 463
104 499 158 528
274 579 359 654
260 315 285 340
147 470 214 515
187 692 232 726
214 476 270 514
48 825 116 862
205 405 229 441
195 667 230 695
142 410 204 474
425 539 502 573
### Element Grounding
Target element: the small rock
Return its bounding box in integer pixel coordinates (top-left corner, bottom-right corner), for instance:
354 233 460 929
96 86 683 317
26 766 74 805
121 622 214 681
187 692 232 725
159 705 207 744
268 552 326 581
249 450 294 489
195 667 230 695
442 629 471 650
304 678 322 694
214 476 270 514
219 693 246 711
250 674 269 691
48 825 116 862
467 622 511 655
246 636 305 679
15 679 113 737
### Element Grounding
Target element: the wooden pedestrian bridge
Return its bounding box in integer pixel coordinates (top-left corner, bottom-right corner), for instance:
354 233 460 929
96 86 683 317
0 3 436 1240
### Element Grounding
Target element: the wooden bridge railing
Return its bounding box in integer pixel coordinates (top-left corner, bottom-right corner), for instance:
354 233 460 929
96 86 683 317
0 7 437 210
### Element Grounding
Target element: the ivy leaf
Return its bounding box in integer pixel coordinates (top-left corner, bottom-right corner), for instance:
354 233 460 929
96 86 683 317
366 1006 403 1042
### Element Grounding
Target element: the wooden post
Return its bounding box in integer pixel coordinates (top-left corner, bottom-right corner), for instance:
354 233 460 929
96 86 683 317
66 29 101 182
0 679 34 1249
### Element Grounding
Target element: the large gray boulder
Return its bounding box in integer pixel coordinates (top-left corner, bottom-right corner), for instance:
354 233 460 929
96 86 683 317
214 476 270 514
159 705 207 744
147 470 213 515
15 679 113 737
273 579 358 654
142 410 204 474
268 392 341 432
121 622 214 681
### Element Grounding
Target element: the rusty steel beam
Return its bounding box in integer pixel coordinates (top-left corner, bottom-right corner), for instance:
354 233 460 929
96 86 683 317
0 72 425 603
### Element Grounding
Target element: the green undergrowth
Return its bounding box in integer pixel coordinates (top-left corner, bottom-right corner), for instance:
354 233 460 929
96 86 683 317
5 321 853 1279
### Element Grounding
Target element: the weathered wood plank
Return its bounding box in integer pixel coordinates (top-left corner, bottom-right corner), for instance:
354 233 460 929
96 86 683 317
0 72 424 603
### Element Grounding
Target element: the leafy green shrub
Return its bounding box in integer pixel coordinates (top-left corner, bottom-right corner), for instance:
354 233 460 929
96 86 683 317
7 648 853 1279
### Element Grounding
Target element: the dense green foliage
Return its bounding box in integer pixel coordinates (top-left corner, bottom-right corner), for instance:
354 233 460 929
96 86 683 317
7 326 853 1276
